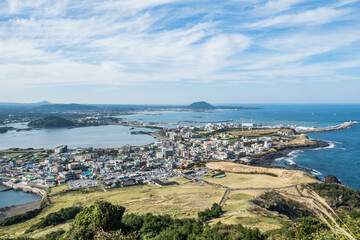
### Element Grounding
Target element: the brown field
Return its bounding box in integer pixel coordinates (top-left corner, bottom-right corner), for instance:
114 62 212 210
210 212 282 232
222 190 261 213
0 162 319 238
0 182 224 238
206 162 317 186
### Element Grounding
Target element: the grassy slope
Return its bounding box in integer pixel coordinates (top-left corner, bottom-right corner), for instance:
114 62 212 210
0 162 319 237
0 182 224 238
205 162 317 231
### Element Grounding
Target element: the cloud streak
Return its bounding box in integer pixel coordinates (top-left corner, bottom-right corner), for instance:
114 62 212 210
0 0 359 102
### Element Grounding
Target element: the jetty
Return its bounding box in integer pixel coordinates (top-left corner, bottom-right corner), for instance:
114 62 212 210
0 187 11 192
2 182 47 197
295 121 358 133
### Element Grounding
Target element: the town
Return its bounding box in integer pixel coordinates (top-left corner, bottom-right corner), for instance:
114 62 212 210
0 121 311 192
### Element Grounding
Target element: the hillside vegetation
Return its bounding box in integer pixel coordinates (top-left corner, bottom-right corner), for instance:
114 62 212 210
188 101 215 110
28 116 74 128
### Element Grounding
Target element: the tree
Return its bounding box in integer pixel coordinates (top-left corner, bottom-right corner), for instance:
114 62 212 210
63 201 125 240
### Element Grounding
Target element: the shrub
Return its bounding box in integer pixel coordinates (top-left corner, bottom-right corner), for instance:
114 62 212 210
63 201 125 240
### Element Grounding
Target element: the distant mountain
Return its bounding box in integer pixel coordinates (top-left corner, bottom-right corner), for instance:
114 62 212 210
34 101 52 105
28 116 75 128
36 104 97 111
0 101 51 106
188 101 215 110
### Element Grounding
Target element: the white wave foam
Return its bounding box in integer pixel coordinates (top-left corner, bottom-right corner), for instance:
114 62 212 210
282 154 297 165
311 169 322 176
325 142 335 149
288 150 302 156
286 158 296 165
310 141 336 151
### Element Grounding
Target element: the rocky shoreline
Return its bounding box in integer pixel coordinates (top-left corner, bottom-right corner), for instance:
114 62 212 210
250 140 330 167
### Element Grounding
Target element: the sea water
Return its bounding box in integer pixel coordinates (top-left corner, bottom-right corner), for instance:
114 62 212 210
0 125 156 150
124 104 360 190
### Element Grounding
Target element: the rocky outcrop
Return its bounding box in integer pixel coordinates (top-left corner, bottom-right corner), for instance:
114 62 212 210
325 175 341 184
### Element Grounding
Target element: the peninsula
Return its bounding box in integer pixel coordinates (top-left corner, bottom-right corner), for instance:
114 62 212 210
28 116 75 128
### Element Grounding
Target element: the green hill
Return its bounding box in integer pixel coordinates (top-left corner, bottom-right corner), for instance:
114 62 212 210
188 101 215 110
28 116 75 128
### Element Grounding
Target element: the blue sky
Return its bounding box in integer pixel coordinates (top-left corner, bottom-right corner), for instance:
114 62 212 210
0 0 359 104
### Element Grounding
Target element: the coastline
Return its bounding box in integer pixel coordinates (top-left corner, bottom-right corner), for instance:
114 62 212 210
0 200 41 222
249 140 330 168
0 182 46 222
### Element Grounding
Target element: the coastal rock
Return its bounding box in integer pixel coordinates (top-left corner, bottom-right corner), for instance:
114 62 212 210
325 175 341 184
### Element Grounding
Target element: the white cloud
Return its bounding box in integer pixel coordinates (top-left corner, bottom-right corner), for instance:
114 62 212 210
245 7 352 28
252 0 309 16
0 0 359 92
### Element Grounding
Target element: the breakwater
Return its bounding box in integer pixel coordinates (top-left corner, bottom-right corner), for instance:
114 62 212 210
0 188 11 193
296 121 358 133
2 182 47 197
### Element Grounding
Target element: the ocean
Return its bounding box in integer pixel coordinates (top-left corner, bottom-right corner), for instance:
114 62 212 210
0 104 359 208
123 104 360 190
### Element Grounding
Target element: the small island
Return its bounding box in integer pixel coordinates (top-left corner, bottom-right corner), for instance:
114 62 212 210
28 116 75 128
0 127 9 134
188 101 216 110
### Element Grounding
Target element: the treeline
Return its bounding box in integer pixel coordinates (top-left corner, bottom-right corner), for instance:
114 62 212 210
0 194 52 227
0 209 42 227
28 116 74 128
67 201 265 240
233 172 278 177
197 203 223 222
0 201 265 240
307 183 360 209
267 212 360 239
25 207 82 233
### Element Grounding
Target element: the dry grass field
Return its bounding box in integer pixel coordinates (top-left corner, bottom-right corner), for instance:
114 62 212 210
0 182 224 238
221 190 260 213
0 162 320 237
203 162 319 231
206 162 317 186
210 212 283 232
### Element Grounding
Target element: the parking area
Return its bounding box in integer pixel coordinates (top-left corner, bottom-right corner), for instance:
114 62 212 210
68 180 100 189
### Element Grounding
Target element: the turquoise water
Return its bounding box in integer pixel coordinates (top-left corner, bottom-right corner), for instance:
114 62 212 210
0 187 42 208
0 125 156 150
